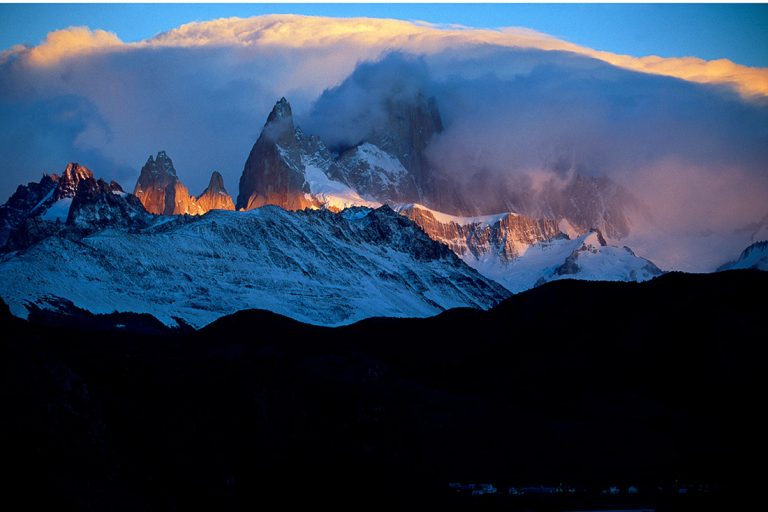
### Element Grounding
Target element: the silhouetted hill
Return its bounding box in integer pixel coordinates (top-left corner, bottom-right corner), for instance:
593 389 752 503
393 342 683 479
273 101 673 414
2 270 765 510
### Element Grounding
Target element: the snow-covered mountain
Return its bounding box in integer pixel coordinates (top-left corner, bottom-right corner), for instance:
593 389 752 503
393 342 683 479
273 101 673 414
396 203 661 292
0 163 150 251
0 94 670 329
325 91 443 204
0 173 59 248
0 171 508 327
718 241 768 271
233 96 644 246
236 97 395 212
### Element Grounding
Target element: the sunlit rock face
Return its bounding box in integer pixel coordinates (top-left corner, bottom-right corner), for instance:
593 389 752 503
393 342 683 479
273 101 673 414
1 163 150 251
134 151 203 215
237 98 319 211
398 203 563 263
196 171 235 212
395 203 661 292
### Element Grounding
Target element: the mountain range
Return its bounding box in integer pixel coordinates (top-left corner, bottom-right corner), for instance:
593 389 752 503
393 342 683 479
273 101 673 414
0 96 763 326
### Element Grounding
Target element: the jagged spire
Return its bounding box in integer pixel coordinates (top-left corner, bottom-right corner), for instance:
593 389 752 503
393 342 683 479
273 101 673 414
207 171 226 193
267 97 293 124
55 163 94 200
236 97 315 211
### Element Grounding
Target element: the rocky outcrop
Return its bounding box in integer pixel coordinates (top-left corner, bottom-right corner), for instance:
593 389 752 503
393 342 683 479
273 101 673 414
0 173 59 247
534 174 642 240
67 178 150 232
196 172 235 212
2 163 150 251
237 98 319 211
398 203 563 263
395 204 661 292
54 163 93 200
134 151 202 215
329 92 443 204
329 142 416 203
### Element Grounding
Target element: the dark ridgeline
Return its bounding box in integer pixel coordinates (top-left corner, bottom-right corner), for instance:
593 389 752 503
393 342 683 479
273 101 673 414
2 270 765 510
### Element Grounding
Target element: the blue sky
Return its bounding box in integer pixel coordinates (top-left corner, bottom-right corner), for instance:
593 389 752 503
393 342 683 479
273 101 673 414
1 3 767 67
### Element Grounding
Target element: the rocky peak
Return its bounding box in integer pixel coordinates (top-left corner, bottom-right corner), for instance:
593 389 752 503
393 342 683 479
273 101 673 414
583 229 608 248
236 97 317 211
137 151 177 182
54 163 94 200
262 97 297 147
268 97 292 123
151 151 177 177
196 171 235 212
0 174 60 248
2 164 151 251
206 171 226 194
134 151 201 215
67 177 150 231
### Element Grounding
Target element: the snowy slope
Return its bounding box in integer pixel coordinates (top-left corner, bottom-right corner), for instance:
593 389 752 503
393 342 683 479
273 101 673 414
718 241 768 271
302 156 380 211
395 203 662 293
0 206 508 328
480 230 663 292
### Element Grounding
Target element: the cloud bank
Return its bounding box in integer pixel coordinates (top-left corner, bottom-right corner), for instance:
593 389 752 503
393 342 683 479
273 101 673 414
1 14 766 270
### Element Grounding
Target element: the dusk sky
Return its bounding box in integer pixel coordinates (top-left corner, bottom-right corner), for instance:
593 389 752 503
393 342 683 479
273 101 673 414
1 3 767 270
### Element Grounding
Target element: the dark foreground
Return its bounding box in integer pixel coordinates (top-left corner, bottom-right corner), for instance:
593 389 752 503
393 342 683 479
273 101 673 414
2 270 766 510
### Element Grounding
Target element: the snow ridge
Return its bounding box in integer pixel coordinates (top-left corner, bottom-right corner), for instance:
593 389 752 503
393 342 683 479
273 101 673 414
0 206 508 328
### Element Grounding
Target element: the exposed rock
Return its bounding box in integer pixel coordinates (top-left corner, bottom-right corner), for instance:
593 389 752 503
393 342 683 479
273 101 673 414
395 204 661 292
329 142 416 203
0 173 59 247
237 98 319 211
2 163 150 251
134 151 203 215
196 171 235 212
67 178 151 232
329 92 443 204
398 203 563 263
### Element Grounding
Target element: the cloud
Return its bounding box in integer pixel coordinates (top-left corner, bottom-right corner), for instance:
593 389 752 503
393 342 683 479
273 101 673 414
0 15 766 271
6 16 767 97
303 49 768 270
24 27 123 67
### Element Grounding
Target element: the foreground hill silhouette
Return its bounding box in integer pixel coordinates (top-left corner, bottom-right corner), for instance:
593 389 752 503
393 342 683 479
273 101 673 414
2 270 766 510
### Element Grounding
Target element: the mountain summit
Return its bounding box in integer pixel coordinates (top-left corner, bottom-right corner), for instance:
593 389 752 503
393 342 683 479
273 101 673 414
236 98 318 211
0 162 149 251
134 151 202 215
196 171 235 212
